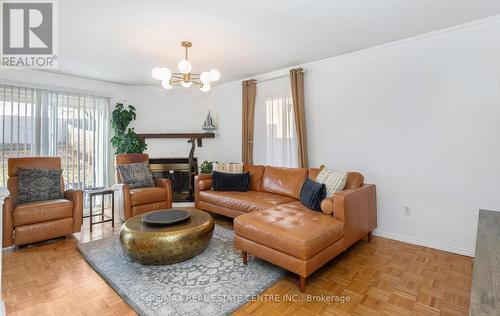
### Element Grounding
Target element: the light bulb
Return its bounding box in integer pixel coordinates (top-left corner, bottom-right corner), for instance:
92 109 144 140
178 60 192 74
200 83 211 92
152 67 171 80
209 69 220 82
159 68 171 80
200 72 211 84
152 67 162 80
161 79 173 90
181 81 192 88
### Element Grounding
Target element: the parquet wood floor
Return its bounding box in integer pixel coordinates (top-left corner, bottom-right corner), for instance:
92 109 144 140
2 209 473 316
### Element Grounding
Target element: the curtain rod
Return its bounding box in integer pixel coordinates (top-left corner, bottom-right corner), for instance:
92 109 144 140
254 69 306 84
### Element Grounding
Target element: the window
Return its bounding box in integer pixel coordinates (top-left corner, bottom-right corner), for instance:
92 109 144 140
0 84 110 189
253 77 298 167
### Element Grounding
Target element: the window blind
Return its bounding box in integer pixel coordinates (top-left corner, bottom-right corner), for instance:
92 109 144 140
0 84 111 189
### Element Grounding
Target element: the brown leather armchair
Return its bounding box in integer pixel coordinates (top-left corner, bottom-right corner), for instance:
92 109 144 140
2 157 83 248
115 154 172 220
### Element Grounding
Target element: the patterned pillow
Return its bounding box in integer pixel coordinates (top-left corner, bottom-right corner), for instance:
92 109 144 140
17 168 64 204
315 167 348 197
213 162 243 174
117 162 154 189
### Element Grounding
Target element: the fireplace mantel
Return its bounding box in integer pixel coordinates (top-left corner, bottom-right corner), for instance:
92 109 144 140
137 132 215 147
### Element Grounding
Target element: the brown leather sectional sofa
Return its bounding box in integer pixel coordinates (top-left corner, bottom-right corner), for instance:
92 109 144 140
195 164 377 292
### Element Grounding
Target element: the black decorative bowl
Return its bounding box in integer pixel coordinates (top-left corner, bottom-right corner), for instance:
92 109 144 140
141 210 191 226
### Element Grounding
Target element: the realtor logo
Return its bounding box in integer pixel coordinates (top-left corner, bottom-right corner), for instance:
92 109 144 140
1 0 58 68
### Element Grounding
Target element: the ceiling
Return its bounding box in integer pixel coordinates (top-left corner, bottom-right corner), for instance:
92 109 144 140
51 0 500 85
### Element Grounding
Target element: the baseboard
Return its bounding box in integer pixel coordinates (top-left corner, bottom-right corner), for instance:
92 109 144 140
372 230 475 257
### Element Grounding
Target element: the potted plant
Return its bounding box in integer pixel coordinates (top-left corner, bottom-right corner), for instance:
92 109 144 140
111 103 147 154
199 161 214 174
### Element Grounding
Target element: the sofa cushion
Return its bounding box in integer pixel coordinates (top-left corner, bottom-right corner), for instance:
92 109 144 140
129 187 168 206
234 202 344 260
212 171 250 192
213 162 243 173
345 172 364 190
199 190 297 213
17 168 64 204
117 162 154 189
308 168 320 180
243 164 265 191
316 167 348 197
261 166 308 199
300 178 326 211
13 199 73 227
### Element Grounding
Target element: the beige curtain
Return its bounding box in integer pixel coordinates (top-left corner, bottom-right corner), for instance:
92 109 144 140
242 79 257 164
290 68 308 168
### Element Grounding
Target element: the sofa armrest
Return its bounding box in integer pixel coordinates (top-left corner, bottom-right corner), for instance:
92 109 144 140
64 189 83 233
196 174 212 191
2 196 14 247
155 178 173 209
333 184 377 249
194 174 212 208
320 198 333 215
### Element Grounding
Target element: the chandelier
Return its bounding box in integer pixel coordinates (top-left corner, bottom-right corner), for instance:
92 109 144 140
151 41 220 92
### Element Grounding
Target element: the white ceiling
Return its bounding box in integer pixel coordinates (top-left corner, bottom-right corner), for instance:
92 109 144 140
52 0 500 85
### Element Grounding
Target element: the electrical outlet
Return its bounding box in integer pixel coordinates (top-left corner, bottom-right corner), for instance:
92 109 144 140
404 205 412 216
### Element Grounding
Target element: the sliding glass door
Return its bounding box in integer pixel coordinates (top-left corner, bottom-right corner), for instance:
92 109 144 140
0 84 110 189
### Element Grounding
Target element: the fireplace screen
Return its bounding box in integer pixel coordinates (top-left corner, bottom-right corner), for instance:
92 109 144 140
149 158 198 202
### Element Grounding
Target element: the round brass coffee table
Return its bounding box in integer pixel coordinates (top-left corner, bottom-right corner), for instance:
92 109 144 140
119 209 214 265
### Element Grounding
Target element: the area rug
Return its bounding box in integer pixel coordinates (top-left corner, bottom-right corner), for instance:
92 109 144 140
77 226 286 316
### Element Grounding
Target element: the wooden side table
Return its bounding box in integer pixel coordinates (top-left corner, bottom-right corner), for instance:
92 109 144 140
84 188 115 232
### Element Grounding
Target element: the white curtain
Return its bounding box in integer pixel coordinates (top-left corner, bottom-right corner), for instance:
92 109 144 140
253 76 298 167
0 84 111 189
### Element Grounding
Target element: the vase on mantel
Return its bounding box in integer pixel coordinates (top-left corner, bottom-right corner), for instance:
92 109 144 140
202 110 216 131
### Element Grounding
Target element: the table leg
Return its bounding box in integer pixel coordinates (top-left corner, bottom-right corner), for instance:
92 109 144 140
89 195 93 232
101 194 105 221
111 191 115 227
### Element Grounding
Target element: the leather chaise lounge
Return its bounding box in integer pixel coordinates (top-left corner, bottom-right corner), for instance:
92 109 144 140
195 164 377 292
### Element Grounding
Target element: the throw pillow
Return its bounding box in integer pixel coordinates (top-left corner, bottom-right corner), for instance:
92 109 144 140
212 171 250 192
213 162 243 173
17 168 64 204
315 167 348 197
117 162 154 189
300 178 326 211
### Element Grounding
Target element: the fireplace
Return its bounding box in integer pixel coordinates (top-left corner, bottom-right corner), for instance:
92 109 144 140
149 158 198 202
138 133 213 202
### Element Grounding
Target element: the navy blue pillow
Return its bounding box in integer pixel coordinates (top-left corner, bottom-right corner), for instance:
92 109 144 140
212 171 250 192
300 178 327 211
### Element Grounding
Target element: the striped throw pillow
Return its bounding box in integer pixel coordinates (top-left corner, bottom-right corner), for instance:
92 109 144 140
315 167 348 197
213 162 243 174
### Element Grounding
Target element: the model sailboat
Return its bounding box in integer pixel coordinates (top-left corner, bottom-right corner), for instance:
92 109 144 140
202 110 216 131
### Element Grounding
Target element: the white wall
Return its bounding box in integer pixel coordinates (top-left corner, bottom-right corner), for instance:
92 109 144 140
210 82 242 162
208 17 500 256
126 86 218 164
